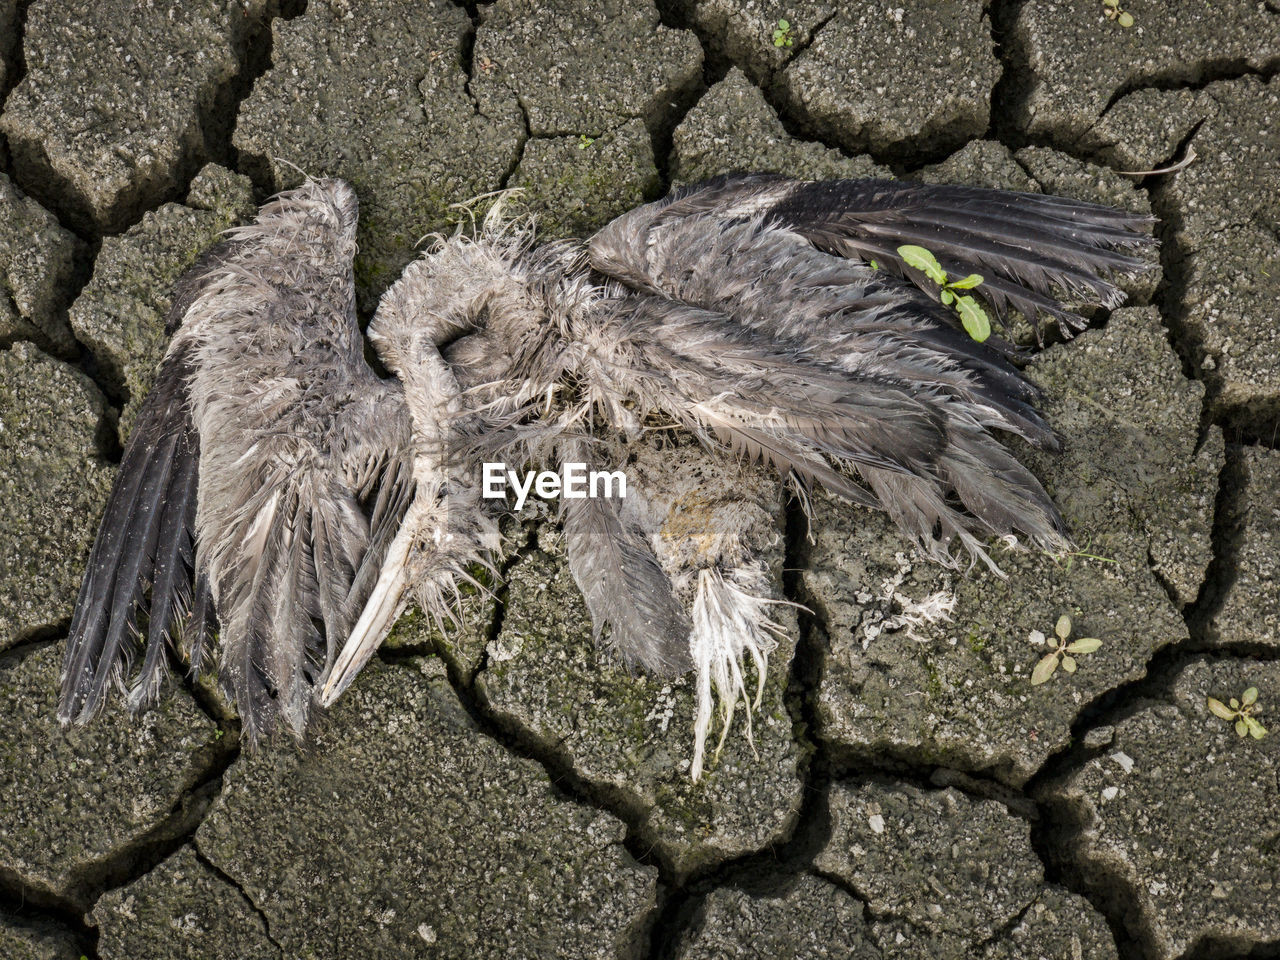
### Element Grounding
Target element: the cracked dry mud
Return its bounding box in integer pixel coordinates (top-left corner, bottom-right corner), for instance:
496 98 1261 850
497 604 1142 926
0 1 1277 958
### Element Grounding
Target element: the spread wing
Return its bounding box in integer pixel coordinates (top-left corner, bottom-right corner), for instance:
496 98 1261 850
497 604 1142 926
579 175 1156 569
592 173 1153 339
60 182 418 742
204 379 415 742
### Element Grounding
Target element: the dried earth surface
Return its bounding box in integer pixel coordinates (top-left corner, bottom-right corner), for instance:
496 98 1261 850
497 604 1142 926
0 1 1276 958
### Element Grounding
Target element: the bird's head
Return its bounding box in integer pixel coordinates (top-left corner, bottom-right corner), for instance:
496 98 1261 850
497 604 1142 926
366 240 508 380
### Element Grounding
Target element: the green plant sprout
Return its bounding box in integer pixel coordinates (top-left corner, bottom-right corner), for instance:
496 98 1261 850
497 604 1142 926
577 134 596 149
1030 615 1102 685
896 244 991 342
772 19 794 47
1102 0 1134 27
1207 687 1268 739
1046 539 1119 573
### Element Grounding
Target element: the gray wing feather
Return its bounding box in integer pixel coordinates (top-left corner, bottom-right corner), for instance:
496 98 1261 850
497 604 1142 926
559 442 692 675
597 174 1155 340
577 175 1124 565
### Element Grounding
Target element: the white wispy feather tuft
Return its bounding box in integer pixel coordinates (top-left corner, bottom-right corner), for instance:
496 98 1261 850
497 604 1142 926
688 566 790 780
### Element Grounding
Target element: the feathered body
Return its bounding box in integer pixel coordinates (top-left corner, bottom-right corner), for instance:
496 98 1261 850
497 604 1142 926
60 180 412 742
61 173 1154 776
328 175 1155 774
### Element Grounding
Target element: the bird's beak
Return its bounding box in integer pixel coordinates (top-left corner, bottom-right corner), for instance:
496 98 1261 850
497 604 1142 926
320 548 410 707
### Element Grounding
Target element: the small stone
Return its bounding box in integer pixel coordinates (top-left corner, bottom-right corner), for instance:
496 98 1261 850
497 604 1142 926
1082 726 1116 750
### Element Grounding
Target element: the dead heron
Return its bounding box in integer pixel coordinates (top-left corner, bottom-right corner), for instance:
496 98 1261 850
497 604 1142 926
322 174 1154 776
60 175 1153 775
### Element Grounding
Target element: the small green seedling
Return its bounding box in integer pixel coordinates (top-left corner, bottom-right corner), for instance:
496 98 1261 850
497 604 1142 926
1207 687 1268 739
577 134 596 149
1030 614 1102 685
896 244 992 342
1102 0 1134 27
1046 538 1119 573
772 19 794 47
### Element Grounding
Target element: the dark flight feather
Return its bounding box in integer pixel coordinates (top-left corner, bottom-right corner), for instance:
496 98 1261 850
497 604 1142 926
59 342 202 724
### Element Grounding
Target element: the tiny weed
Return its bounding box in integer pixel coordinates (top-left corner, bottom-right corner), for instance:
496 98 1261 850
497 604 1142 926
897 244 991 341
577 135 596 149
1047 539 1119 573
1102 0 1135 27
1207 687 1268 739
772 19 794 47
1029 614 1102 685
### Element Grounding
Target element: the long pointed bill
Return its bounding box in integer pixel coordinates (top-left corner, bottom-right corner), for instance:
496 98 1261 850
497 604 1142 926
320 535 411 707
